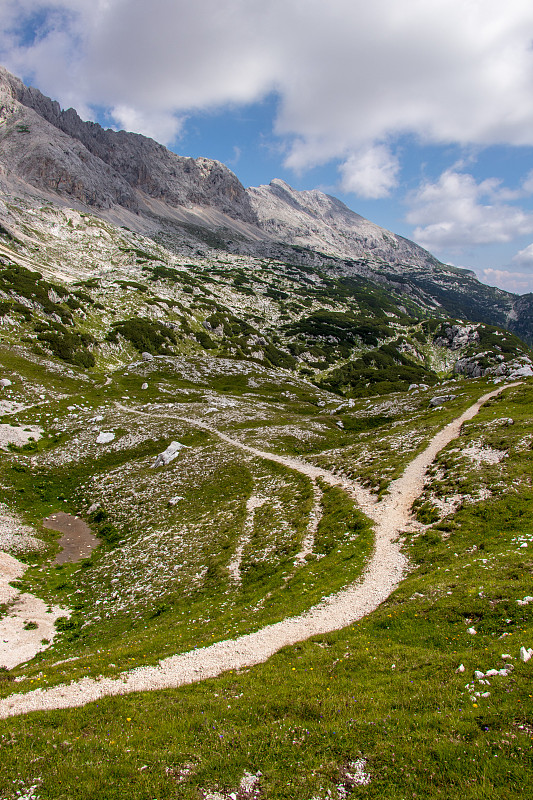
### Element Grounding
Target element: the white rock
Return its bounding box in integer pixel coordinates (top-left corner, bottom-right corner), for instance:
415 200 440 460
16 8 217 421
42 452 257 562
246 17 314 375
456 664 465 673
467 627 477 635
474 670 485 680
0 378 12 387
141 383 148 390
141 352 154 362
517 596 533 606
153 441 187 467
520 646 533 663
509 366 533 379
485 669 499 677
481 692 490 698
501 654 512 660
96 431 115 444
498 668 510 676
168 496 185 506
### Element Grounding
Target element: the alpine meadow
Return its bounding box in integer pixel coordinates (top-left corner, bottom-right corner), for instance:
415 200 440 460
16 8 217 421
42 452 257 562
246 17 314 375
0 64 532 800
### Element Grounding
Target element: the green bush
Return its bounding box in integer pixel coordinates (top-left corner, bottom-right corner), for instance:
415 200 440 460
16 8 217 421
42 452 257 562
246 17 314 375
107 317 177 354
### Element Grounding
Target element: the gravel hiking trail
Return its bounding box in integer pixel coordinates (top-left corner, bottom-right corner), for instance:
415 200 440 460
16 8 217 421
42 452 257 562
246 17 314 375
0 384 519 718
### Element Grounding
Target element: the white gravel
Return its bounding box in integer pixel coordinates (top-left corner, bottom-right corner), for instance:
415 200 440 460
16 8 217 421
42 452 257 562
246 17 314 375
0 550 69 670
0 384 518 718
0 423 42 450
0 503 43 554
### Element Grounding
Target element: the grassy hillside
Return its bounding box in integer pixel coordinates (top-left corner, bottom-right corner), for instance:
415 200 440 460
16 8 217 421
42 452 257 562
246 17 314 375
0 198 532 799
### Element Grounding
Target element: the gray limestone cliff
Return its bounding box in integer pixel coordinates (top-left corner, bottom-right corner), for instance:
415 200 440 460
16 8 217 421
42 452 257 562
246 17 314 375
0 67 256 223
0 66 532 343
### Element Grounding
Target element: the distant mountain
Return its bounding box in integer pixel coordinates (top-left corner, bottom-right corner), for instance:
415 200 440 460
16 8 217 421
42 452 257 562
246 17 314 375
0 65 532 343
248 178 440 269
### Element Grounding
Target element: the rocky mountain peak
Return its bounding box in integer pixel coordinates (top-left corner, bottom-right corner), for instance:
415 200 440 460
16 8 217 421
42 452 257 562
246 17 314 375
0 66 257 223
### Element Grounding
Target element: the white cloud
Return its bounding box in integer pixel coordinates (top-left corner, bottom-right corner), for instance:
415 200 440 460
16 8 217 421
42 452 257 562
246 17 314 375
110 105 184 145
2 0 533 178
477 267 533 294
512 243 533 266
405 169 533 251
338 146 399 199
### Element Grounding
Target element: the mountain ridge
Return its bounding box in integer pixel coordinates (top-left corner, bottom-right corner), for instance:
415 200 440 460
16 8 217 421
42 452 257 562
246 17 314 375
1 65 533 344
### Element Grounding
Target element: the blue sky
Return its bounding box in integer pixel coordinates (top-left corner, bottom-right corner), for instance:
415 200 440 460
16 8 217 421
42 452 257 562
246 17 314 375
2 0 533 294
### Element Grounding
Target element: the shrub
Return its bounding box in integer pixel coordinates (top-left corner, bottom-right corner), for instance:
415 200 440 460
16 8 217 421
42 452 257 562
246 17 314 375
107 317 177 354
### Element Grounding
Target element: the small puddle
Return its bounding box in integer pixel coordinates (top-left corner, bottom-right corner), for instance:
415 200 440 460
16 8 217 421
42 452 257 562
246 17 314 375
43 512 100 564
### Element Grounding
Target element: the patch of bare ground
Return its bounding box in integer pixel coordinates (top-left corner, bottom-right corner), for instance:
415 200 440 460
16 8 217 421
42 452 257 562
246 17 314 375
0 551 69 671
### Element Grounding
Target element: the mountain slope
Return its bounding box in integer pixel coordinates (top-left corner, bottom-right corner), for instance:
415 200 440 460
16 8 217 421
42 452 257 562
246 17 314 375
248 178 439 268
1 68 533 800
0 65 532 345
0 66 256 223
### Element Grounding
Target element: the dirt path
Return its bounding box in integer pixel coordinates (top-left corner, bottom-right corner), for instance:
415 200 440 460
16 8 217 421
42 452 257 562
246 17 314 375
0 384 519 718
294 479 322 565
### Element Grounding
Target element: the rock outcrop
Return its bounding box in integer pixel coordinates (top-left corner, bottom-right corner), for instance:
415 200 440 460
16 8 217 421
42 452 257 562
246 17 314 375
434 325 480 350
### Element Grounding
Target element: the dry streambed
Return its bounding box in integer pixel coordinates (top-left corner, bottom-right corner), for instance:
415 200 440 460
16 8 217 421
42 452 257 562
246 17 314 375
0 384 519 717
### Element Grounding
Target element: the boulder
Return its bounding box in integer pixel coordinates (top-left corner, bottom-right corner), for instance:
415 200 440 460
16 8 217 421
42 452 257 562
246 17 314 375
142 352 154 362
96 431 115 444
520 646 533 663
429 394 456 408
153 441 187 468
0 378 12 388
508 365 533 379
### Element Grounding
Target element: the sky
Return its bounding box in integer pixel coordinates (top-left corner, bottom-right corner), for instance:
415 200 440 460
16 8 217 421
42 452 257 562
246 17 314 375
2 1 533 294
